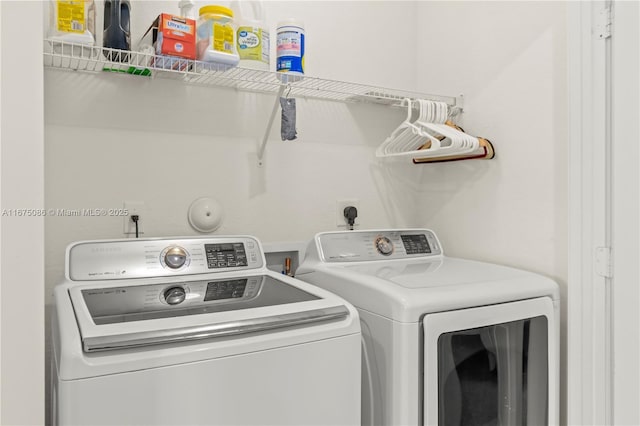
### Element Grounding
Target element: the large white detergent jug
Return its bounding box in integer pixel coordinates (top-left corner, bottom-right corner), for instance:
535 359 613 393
48 0 96 56
230 0 270 70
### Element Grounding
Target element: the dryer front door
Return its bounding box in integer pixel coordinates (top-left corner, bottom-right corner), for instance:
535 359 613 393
422 297 558 426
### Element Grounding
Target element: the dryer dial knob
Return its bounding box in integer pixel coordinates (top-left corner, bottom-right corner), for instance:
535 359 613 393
164 246 187 269
375 236 394 256
164 287 186 305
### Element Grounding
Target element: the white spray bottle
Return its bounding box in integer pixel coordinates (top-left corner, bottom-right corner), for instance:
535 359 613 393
178 0 196 19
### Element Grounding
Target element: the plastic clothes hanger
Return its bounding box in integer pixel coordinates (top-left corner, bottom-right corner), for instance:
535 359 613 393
377 99 439 157
376 98 415 155
389 101 425 152
378 100 453 158
414 100 453 151
414 100 479 158
376 99 487 161
412 137 495 164
396 100 440 154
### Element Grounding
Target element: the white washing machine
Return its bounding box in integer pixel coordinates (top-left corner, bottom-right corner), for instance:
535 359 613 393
296 229 560 426
51 235 361 426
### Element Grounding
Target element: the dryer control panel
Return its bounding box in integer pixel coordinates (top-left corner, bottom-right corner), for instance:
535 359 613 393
67 236 264 281
316 229 443 263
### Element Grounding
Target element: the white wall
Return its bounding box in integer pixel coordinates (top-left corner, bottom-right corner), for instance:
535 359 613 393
1 2 45 425
412 1 568 422
414 1 567 278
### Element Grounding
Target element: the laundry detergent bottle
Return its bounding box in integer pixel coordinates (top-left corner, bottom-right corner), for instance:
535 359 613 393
48 0 96 56
103 0 131 61
230 0 270 70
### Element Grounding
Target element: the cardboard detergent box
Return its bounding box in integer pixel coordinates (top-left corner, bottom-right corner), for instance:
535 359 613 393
141 13 196 60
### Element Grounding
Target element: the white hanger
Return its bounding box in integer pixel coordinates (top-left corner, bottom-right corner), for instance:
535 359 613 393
376 99 478 160
413 100 479 158
377 99 416 154
377 99 439 157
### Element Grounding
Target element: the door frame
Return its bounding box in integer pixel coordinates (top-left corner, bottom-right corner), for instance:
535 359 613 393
567 1 612 424
609 1 640 423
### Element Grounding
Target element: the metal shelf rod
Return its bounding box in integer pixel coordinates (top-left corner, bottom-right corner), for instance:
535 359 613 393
258 85 286 166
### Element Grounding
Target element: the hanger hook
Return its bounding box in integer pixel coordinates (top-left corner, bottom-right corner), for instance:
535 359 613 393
402 98 412 121
285 84 292 98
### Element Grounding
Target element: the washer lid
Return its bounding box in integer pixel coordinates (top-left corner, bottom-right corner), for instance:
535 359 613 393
300 258 560 322
69 274 349 352
340 257 525 289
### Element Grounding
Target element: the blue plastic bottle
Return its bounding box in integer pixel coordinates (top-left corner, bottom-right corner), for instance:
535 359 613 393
103 0 131 61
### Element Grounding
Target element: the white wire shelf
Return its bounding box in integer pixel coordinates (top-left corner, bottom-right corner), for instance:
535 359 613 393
43 39 461 109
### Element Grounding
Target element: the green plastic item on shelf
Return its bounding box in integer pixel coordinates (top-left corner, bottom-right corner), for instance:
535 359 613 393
102 66 152 76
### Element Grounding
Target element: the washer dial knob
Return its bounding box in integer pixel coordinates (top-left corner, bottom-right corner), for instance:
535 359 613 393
164 287 186 305
375 236 394 256
164 246 187 269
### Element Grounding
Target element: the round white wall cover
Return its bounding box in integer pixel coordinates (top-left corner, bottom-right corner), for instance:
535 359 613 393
188 197 224 233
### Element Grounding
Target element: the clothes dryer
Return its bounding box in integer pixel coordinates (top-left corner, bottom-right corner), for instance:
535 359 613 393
52 235 361 426
297 229 559 426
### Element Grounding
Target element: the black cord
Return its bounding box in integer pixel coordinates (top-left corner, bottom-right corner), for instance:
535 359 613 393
131 215 139 238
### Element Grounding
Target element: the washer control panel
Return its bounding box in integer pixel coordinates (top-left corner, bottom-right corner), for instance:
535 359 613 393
317 229 442 263
205 242 248 269
67 236 264 281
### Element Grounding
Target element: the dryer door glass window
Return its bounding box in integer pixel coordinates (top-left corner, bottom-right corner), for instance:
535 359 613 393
437 316 548 426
